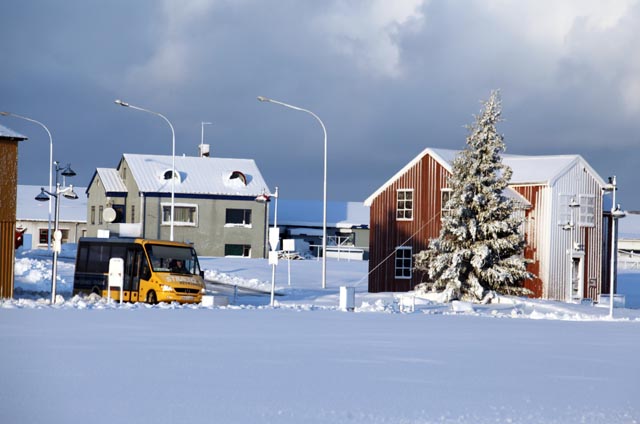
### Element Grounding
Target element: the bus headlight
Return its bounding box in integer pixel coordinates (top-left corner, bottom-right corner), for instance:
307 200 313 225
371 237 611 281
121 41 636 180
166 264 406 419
200 287 206 294
161 285 174 292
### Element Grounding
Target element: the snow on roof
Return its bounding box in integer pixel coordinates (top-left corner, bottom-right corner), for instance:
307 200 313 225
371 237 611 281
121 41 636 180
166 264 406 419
0 123 27 140
122 154 271 197
96 168 127 193
619 212 640 239
274 199 369 228
16 184 87 222
365 147 606 205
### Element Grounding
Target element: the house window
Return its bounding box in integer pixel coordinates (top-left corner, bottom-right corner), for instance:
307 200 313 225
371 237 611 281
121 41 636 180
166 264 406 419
162 204 197 226
395 247 413 279
91 206 95 225
579 194 595 227
99 206 103 225
441 188 453 219
225 209 252 227
131 204 135 223
39 229 69 245
396 189 414 220
558 194 575 225
225 244 251 257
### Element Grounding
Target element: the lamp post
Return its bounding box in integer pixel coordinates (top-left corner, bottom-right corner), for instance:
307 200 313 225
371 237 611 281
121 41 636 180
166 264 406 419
114 100 176 241
257 96 328 289
256 187 279 307
35 163 77 304
603 176 626 318
0 111 54 250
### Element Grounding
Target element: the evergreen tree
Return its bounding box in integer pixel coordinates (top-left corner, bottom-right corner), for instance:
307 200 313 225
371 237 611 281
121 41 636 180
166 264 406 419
414 91 532 302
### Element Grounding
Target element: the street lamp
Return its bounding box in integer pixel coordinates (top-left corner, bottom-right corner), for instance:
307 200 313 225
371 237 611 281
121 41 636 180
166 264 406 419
114 99 176 241
603 176 626 318
257 96 328 289
0 111 54 250
256 187 279 307
35 163 78 304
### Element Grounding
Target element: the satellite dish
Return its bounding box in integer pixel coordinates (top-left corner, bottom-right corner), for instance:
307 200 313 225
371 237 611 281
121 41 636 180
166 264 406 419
103 207 117 223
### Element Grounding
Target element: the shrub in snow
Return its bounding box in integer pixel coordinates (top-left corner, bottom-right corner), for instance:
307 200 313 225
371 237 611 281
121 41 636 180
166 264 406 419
414 91 533 302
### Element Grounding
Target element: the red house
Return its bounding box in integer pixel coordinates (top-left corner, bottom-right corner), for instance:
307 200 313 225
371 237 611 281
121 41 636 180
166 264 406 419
365 148 611 302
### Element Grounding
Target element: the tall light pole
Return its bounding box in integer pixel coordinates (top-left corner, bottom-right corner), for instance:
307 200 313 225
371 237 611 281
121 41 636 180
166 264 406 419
35 163 77 304
256 187 279 307
603 176 626 318
0 111 54 250
115 100 176 241
257 96 328 289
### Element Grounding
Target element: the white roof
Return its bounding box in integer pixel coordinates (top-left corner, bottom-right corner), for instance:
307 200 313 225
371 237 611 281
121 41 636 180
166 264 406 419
96 168 127 193
0 123 27 140
365 147 605 205
16 185 87 222
365 148 529 206
274 200 369 228
619 212 640 239
122 154 271 197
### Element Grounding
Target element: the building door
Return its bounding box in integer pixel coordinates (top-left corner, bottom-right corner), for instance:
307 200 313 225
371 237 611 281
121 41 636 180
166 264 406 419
571 256 584 300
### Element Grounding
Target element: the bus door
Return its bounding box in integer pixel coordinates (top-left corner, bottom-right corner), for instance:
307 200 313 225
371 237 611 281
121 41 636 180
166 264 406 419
124 247 145 302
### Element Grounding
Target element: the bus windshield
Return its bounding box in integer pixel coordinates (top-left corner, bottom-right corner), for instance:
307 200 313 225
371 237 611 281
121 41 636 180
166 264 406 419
146 244 201 275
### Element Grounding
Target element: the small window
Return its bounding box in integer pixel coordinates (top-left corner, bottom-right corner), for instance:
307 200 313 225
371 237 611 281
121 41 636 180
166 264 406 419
225 244 251 257
99 206 103 225
162 204 198 226
579 194 595 227
229 171 247 185
225 209 252 226
131 204 136 223
39 229 69 245
395 247 413 279
441 188 453 219
396 189 413 221
91 206 95 225
557 194 575 225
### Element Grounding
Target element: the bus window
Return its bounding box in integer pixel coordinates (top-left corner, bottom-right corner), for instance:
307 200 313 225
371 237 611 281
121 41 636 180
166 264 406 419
146 244 199 275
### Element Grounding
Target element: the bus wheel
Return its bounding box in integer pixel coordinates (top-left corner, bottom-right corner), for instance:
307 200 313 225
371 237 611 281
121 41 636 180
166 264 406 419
146 290 157 304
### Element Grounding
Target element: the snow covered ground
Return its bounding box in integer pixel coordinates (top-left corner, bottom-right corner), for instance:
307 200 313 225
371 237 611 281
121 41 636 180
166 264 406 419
2 247 640 423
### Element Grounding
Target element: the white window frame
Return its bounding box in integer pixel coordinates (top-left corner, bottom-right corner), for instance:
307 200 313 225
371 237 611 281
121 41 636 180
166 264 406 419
396 189 414 221
557 194 575 225
578 194 595 227
441 188 453 219
395 246 413 279
161 203 198 227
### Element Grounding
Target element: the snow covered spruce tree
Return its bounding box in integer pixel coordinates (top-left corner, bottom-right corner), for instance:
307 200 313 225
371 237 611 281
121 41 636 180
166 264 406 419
414 91 532 302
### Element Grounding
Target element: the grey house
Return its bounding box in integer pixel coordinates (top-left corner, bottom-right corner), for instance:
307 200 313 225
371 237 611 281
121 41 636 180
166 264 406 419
86 153 272 258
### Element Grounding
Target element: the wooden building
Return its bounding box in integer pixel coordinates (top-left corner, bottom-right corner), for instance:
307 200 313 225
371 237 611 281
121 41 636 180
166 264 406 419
0 124 27 299
365 148 609 302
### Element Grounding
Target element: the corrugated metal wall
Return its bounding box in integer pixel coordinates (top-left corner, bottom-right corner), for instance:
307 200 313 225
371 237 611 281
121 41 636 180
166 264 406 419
368 154 449 292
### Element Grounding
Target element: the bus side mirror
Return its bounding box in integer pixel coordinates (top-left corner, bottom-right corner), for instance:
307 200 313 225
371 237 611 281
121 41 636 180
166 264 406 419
200 270 205 279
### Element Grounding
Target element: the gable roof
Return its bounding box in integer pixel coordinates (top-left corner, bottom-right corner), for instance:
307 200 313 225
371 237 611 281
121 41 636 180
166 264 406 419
0 123 28 140
97 168 128 193
121 153 271 197
365 147 606 206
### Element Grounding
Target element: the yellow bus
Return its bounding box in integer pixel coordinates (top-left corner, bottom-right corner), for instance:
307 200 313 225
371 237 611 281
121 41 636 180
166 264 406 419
73 237 206 304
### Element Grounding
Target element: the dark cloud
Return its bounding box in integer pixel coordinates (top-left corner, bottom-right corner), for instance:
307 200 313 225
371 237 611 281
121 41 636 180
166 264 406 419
2 0 639 208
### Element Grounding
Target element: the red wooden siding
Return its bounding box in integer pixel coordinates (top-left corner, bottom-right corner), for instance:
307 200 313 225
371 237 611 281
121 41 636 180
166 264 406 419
511 185 544 297
368 154 450 292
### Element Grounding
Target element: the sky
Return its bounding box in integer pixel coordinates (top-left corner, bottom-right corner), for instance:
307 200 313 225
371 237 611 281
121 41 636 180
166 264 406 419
2 0 640 208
